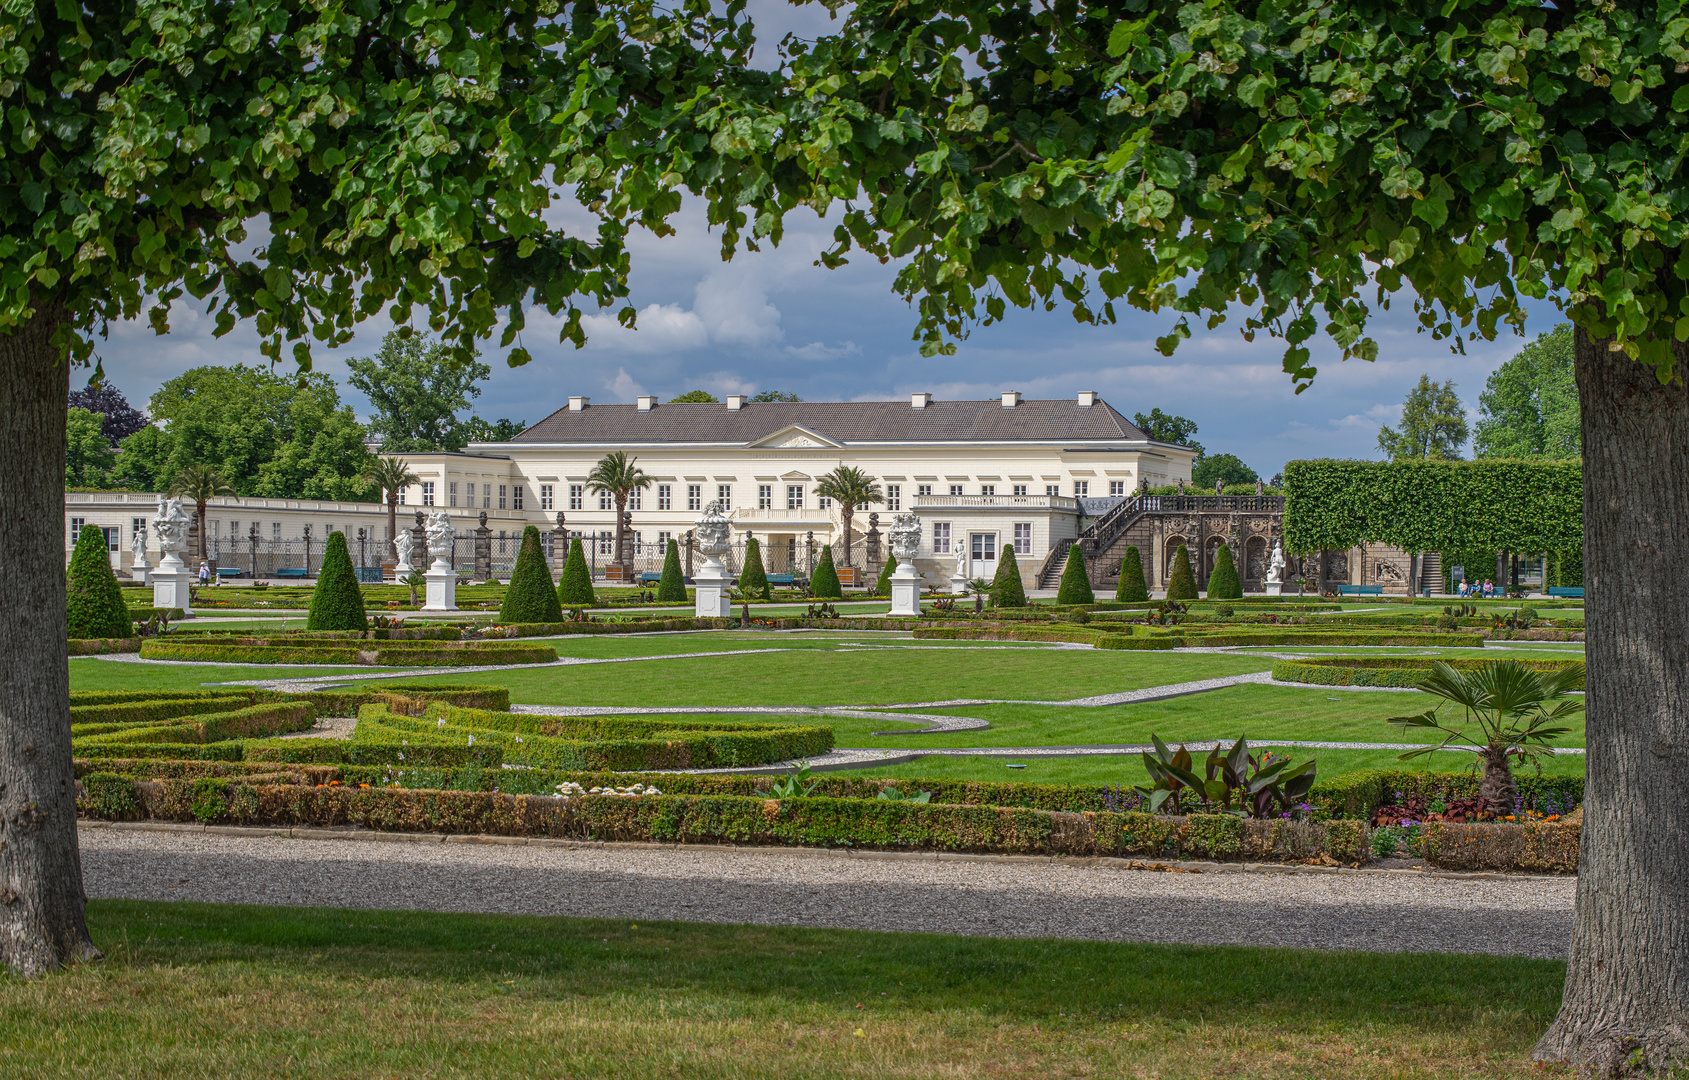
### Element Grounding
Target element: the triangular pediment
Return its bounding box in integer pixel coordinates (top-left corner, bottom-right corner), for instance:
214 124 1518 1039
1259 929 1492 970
746 423 842 449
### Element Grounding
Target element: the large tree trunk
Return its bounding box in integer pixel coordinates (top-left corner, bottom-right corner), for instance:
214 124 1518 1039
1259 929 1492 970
1534 327 1689 1074
0 311 100 976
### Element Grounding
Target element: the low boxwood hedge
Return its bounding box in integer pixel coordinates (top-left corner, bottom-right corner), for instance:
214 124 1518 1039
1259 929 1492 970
1421 821 1579 873
71 694 258 729
1273 656 1585 688
76 702 319 746
1308 768 1584 820
137 639 556 666
69 637 143 655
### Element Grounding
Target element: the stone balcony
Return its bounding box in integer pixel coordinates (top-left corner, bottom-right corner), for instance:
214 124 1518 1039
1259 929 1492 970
910 494 1081 513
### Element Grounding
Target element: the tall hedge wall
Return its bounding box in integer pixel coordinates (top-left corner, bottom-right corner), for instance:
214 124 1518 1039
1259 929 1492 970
1282 459 1582 554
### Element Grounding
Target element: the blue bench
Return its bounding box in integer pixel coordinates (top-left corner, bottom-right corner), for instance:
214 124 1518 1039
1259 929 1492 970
767 574 796 586
215 568 243 578
273 567 309 579
355 567 385 584
1333 584 1384 596
638 572 662 585
1547 586 1585 599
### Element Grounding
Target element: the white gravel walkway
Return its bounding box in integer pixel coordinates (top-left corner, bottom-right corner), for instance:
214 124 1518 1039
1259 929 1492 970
78 824 1574 958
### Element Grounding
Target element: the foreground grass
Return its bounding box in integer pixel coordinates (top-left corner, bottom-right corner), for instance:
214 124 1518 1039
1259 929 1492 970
0 900 1566 1079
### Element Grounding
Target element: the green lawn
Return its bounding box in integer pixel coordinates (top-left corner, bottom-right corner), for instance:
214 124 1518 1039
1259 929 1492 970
69 659 394 692
0 899 1566 1079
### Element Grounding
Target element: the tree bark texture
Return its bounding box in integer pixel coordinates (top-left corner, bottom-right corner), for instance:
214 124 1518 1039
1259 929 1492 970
0 311 100 976
1534 328 1689 1074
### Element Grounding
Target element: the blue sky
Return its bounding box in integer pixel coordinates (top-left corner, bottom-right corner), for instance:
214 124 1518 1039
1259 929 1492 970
84 0 1568 479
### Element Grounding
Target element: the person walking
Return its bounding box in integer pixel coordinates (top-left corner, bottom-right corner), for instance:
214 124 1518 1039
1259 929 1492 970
198 560 211 587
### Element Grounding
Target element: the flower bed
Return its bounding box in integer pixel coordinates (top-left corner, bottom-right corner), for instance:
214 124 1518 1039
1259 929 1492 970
137 637 557 666
1308 767 1583 820
1272 656 1584 688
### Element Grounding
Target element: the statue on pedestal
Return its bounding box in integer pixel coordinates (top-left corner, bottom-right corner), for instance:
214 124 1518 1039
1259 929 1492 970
130 526 151 573
693 502 733 618
886 512 924 616
394 530 415 572
151 497 191 565
425 511 455 571
1267 542 1285 583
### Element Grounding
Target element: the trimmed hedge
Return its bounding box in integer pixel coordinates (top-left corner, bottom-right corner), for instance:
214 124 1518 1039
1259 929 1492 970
873 555 894 597
1207 543 1242 600
741 537 772 601
811 546 842 598
1166 545 1198 600
657 539 687 602
67 522 132 639
500 526 564 624
1116 545 1149 602
1421 821 1579 873
1055 544 1094 605
1273 656 1584 688
306 531 367 631
557 537 596 606
76 702 319 746
991 545 1028 607
137 638 557 666
1309 768 1584 820
69 637 143 655
72 694 257 729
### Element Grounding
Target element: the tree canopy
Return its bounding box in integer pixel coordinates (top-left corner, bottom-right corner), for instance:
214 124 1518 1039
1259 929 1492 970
66 383 147 446
1132 408 1203 455
1475 324 1580 459
669 390 720 403
1192 452 1258 488
348 332 497 453
1377 376 1469 461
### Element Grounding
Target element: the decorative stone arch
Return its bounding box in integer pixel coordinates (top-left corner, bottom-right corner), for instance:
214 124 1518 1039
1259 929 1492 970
1204 534 1228 572
1162 535 1188 583
1244 535 1268 581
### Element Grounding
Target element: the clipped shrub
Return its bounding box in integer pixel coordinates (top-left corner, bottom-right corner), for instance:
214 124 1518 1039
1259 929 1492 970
67 523 131 639
991 545 1028 607
305 531 367 631
657 539 687 602
499 526 563 624
874 556 895 597
557 537 596 607
740 537 771 600
1055 544 1094 605
1166 544 1198 600
811 545 842 598
1207 543 1243 599
1116 544 1149 602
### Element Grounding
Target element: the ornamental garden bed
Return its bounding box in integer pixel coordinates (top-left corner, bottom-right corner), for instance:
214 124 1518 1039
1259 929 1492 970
915 625 1485 648
136 636 557 666
1272 656 1585 688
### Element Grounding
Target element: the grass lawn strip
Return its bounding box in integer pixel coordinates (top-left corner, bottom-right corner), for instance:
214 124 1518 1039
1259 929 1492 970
1 899 1567 1080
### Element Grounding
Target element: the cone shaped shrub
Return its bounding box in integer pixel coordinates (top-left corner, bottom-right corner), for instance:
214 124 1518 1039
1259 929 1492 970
557 537 596 606
991 545 1028 607
1055 544 1095 605
811 545 842 598
67 523 131 639
500 526 563 624
657 539 687 602
740 537 770 600
306 531 367 630
1167 545 1198 600
1208 543 1243 599
874 556 895 596
1116 545 1150 602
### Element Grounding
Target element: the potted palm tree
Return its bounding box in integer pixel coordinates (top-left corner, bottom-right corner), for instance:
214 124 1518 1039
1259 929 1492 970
168 465 234 565
364 457 421 564
814 465 882 588
587 450 651 580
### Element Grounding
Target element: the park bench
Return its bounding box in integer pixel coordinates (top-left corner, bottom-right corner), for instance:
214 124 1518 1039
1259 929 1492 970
273 567 309 579
1332 584 1384 596
214 568 243 578
355 567 385 584
767 574 796 587
638 572 662 585
1547 586 1585 600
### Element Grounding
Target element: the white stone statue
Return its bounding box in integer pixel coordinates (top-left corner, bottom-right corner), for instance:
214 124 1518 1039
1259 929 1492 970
130 527 150 570
887 513 922 566
954 543 969 577
151 497 191 561
425 511 454 570
1267 542 1285 584
394 529 415 572
694 501 732 558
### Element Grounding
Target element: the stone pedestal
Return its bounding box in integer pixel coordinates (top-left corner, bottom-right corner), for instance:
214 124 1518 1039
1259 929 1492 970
422 568 458 611
948 570 969 595
151 554 194 615
1264 581 1283 596
694 561 731 619
888 563 921 616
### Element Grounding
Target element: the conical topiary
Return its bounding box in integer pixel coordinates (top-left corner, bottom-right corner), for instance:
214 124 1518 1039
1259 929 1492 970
657 538 687 602
740 536 770 601
500 526 563 624
1055 543 1095 605
1116 544 1150 602
1208 543 1243 599
306 531 367 630
1167 544 1198 600
874 556 895 596
811 544 843 598
991 545 1028 607
67 523 131 639
557 537 596 607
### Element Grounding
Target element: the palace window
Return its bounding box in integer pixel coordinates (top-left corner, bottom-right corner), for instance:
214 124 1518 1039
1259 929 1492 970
885 484 901 510
498 484 507 510
513 486 524 511
932 522 951 554
597 531 613 555
949 484 964 496
1045 484 1059 498
483 483 492 509
786 485 803 510
657 484 672 510
449 482 459 507
657 531 671 550
758 484 773 509
1109 480 1125 496
69 517 84 543
1013 523 1032 554
599 491 614 511
980 484 995 497
540 485 554 511
717 484 732 510
1013 484 1028 496
917 484 933 497
687 484 702 511
818 495 831 510
569 484 584 511
422 482 435 506
1073 481 1089 497
629 488 642 511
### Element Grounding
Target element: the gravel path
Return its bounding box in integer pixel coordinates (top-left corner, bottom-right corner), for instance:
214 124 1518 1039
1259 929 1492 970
78 824 1574 957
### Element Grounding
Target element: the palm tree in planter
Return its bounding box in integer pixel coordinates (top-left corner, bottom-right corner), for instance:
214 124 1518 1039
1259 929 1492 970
814 465 883 584
587 451 651 577
168 465 234 564
364 457 421 562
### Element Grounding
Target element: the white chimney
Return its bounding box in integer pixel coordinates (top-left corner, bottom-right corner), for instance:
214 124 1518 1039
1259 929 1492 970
636 395 657 412
1077 391 1098 408
1001 391 1021 408
726 394 747 411
569 396 589 412
910 392 932 409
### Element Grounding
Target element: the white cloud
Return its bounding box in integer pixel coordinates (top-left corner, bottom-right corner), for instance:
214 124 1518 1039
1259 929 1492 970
785 340 860 362
575 303 708 355
605 367 648 400
694 273 783 347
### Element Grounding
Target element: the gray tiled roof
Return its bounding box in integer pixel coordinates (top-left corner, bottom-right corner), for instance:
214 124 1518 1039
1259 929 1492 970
505 398 1154 445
